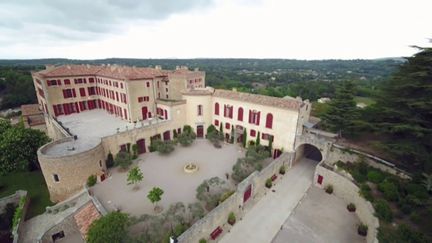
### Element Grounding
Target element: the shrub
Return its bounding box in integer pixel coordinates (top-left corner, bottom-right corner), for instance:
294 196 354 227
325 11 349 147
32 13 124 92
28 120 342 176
154 139 175 154
87 212 129 243
378 180 399 201
87 175 97 187
220 190 235 203
199 239 207 243
279 165 286 175
265 178 272 188
359 183 374 202
114 151 132 169
367 170 385 184
206 125 217 135
131 144 138 159
12 196 26 230
347 203 356 212
357 223 368 236
227 212 236 225
106 152 114 168
183 125 194 134
351 170 367 183
374 199 393 222
325 185 333 194
178 130 196 147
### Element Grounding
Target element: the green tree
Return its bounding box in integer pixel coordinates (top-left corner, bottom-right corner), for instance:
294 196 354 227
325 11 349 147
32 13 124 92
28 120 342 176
87 212 129 243
321 81 358 137
127 166 143 190
0 122 49 174
114 151 132 170
364 47 432 171
148 187 164 210
242 128 247 148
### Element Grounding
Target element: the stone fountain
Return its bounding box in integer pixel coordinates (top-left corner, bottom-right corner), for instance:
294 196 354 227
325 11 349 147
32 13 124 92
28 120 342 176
184 162 199 173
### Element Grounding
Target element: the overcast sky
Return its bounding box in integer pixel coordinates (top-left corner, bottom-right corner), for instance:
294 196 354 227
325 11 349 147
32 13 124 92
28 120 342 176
0 0 430 59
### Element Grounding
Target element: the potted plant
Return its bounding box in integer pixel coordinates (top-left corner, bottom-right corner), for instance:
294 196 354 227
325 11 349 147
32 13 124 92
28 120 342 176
228 212 236 225
357 223 368 236
347 203 356 212
325 185 333 194
265 178 273 188
279 165 286 175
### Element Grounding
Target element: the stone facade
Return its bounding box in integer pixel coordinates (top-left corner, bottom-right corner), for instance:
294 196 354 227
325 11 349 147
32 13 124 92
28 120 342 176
178 153 293 242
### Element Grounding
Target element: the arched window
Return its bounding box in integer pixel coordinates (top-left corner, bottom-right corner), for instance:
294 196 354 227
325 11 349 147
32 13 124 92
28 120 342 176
266 113 273 129
238 107 244 121
215 102 219 115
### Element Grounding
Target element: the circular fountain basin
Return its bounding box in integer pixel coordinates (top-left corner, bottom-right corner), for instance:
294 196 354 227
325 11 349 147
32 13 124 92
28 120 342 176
184 163 199 173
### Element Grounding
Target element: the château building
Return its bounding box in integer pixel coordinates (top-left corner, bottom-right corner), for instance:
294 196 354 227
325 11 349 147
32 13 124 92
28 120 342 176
32 64 311 202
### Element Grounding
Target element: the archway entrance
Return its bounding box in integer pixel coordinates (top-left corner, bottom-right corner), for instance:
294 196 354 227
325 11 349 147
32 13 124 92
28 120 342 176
294 144 323 166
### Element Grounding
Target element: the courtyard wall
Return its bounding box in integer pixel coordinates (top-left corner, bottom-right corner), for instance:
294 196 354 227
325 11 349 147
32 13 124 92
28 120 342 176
178 152 293 242
314 164 379 243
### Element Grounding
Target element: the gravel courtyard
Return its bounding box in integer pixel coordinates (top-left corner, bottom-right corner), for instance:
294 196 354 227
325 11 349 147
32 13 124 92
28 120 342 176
91 139 244 216
272 186 365 243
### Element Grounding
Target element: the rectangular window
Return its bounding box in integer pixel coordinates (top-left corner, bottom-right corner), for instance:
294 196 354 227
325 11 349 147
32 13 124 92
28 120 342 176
79 88 86 97
88 87 96 95
62 89 74 98
249 110 260 125
197 105 203 116
146 82 150 87
74 78 83 84
47 80 57 86
120 83 124 89
225 122 230 130
38 88 45 98
53 174 59 182
64 79 71 85
214 119 219 126
116 92 119 101
89 78 95 83
250 129 256 137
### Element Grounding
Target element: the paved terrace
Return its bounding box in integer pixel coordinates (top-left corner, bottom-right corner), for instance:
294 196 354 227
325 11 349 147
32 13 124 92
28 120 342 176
92 140 244 216
45 110 165 156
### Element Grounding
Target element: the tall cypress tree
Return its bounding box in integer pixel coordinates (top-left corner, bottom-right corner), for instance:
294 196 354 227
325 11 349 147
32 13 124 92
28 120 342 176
321 81 358 137
367 47 432 171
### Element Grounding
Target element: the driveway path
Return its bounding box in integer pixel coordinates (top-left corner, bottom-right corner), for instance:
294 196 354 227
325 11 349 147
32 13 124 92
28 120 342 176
219 158 316 243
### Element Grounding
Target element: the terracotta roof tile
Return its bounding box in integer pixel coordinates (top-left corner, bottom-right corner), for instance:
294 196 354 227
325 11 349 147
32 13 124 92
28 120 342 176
35 64 167 80
74 202 101 239
213 89 302 111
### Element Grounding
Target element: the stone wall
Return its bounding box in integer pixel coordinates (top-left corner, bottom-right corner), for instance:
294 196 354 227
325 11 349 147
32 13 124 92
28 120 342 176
314 164 379 243
10 191 29 243
327 144 410 179
38 138 106 202
45 116 70 140
178 153 293 243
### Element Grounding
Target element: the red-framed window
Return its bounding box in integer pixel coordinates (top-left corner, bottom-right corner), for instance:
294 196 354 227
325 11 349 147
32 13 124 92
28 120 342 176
37 88 45 98
214 119 219 126
224 105 233 118
79 88 86 97
250 129 256 137
238 107 244 121
225 122 230 129
262 133 272 140
47 80 58 86
116 92 119 101
36 79 41 85
266 113 273 129
64 79 71 85
88 87 96 95
249 110 260 125
62 89 75 98
214 102 219 115
120 82 124 89
89 77 95 83
146 82 150 87
74 78 84 84
197 105 203 116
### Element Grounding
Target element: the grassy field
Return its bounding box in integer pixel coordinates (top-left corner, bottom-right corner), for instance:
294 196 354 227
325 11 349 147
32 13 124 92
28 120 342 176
0 171 53 219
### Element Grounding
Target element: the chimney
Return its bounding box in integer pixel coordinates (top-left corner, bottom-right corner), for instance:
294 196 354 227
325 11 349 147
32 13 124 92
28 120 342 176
155 65 162 70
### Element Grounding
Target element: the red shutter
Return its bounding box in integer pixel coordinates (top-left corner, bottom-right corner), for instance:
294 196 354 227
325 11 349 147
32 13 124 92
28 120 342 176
224 105 226 117
164 110 168 120
266 113 273 129
256 112 261 125
215 103 219 115
62 90 67 98
238 108 243 121
248 110 252 123
72 89 76 97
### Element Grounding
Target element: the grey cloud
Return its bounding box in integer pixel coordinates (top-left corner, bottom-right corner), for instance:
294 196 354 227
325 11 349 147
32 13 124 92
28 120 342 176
0 0 214 41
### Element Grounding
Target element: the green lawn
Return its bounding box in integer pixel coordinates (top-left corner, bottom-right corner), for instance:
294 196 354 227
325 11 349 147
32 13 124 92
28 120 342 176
0 171 53 219
354 96 375 106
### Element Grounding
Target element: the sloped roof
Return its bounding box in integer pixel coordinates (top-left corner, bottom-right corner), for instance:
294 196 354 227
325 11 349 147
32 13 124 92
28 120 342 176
213 89 302 111
35 64 167 80
74 202 101 239
21 104 42 116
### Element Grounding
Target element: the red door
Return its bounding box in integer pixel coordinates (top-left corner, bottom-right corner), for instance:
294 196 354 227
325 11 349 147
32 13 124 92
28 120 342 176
197 125 204 138
137 139 146 154
317 175 323 185
142 107 148 120
163 131 171 141
243 184 252 203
